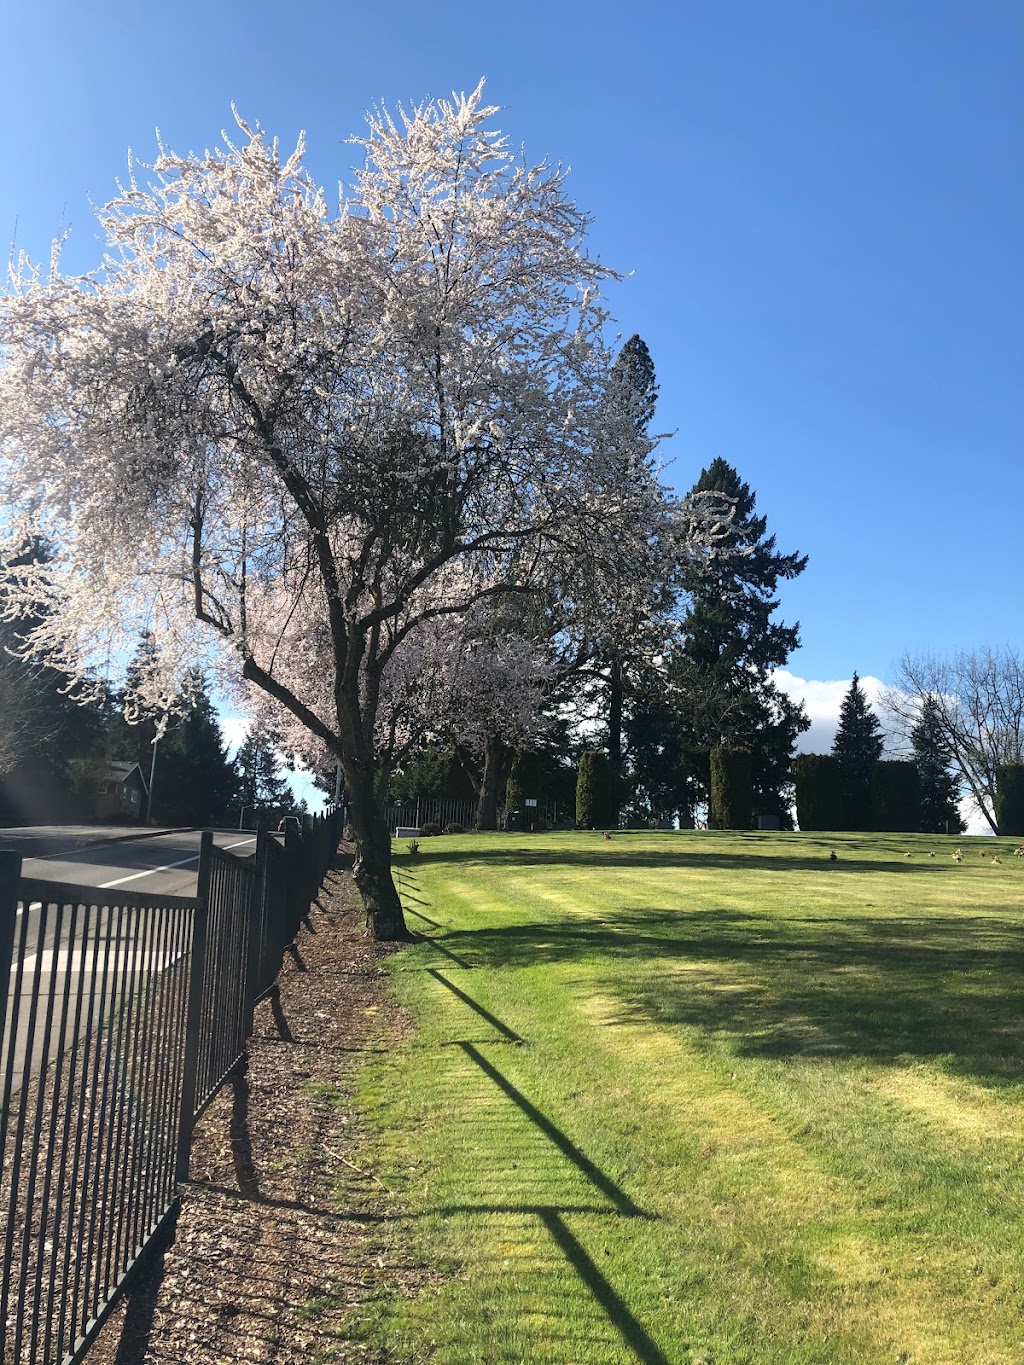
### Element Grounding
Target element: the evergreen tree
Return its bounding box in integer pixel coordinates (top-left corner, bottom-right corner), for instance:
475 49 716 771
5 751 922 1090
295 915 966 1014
390 745 451 803
232 729 301 826
607 333 658 438
576 750 614 829
831 672 883 830
911 695 964 834
0 541 107 822
710 746 753 830
625 666 697 821
103 632 162 787
104 655 237 826
154 676 238 826
602 334 660 816
630 458 808 822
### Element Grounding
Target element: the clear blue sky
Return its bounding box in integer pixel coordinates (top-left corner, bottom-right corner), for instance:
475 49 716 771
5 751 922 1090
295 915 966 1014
3 0 1021 696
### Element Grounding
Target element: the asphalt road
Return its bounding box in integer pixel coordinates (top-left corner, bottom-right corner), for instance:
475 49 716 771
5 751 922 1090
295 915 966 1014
2 827 259 1097
1 825 259 897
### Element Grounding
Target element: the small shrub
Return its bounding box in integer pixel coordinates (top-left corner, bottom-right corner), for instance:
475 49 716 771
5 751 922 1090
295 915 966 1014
406 839 420 856
420 822 442 836
506 751 542 828
444 821 465 834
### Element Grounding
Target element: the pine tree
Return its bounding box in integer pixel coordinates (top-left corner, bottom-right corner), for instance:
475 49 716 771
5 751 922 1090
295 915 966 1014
632 458 808 822
232 729 301 826
607 333 658 438
155 676 238 826
831 673 883 830
602 334 660 816
0 541 108 822
911 695 964 834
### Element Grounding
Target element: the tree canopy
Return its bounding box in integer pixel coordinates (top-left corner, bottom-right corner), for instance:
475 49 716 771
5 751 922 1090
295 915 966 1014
0 89 724 934
628 458 808 822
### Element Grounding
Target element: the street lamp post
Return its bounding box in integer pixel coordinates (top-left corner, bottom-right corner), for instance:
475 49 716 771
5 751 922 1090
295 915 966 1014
145 733 159 825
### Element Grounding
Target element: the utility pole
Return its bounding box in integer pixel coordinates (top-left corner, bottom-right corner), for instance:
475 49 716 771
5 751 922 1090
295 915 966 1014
145 732 158 824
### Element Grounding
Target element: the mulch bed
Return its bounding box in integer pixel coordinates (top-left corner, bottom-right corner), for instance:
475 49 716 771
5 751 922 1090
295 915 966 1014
90 850 427 1364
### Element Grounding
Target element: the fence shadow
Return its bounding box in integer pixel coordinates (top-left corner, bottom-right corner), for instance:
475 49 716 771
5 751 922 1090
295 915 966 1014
229 1060 260 1200
111 1213 178 1365
419 968 667 1363
431 907 1024 1088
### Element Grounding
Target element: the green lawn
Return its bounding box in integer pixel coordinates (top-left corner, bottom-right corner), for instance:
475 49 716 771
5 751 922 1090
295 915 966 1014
352 830 1024 1364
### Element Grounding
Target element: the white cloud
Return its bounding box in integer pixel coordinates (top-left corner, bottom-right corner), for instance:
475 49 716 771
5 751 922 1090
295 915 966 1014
772 669 888 757
772 670 989 836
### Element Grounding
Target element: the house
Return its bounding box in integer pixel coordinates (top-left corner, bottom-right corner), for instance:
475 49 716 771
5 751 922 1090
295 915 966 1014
91 762 148 822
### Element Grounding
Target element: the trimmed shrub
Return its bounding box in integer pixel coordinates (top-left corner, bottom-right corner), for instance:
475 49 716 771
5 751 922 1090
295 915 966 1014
506 750 542 830
576 750 613 829
443 821 465 835
420 822 442 837
870 761 922 832
794 754 843 830
995 764 1024 836
710 746 753 830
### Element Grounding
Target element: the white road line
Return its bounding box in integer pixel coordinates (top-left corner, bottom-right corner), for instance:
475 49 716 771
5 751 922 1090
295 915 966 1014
9 837 258 972
98 855 201 888
96 835 256 890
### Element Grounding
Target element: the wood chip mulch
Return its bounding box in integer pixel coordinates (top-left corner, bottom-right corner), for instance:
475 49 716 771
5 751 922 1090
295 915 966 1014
90 849 430 1364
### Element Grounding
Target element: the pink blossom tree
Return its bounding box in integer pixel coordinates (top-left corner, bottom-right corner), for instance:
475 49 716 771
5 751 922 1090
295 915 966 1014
0 86 681 937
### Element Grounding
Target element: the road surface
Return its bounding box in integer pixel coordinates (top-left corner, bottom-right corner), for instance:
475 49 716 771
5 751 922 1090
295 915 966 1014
2 827 259 1096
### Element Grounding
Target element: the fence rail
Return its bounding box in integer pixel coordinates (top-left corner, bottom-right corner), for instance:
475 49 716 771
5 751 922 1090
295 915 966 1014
385 796 563 832
0 809 342 1364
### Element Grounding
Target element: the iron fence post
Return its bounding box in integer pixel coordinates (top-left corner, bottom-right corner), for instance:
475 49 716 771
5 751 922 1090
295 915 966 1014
284 821 300 941
175 832 213 1183
0 851 21 1034
244 825 267 1035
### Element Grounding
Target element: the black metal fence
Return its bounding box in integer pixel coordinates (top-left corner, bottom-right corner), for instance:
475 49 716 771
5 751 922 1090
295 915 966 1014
0 809 342 1364
385 797 563 832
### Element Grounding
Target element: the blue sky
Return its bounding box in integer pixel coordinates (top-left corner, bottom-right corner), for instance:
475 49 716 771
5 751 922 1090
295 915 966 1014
2 0 1021 790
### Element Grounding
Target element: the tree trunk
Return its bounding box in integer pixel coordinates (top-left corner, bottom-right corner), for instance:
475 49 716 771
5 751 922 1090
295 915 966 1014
345 761 410 941
609 654 623 824
475 733 508 830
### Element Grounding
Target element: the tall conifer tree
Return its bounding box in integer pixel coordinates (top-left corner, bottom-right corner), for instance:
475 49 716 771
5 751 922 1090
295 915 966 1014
232 729 302 826
832 672 883 829
602 334 660 817
911 695 964 834
630 459 808 822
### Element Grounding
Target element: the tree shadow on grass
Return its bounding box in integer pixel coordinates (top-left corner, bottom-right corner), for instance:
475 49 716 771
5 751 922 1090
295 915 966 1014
416 838 977 877
434 907 1024 1088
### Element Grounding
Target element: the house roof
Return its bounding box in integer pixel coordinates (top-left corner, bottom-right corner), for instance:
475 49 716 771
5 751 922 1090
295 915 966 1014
105 761 147 790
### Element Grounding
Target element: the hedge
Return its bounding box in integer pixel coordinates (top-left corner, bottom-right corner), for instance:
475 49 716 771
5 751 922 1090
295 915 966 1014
710 746 752 830
870 760 921 832
794 754 843 831
576 750 614 829
995 764 1024 837
506 750 541 831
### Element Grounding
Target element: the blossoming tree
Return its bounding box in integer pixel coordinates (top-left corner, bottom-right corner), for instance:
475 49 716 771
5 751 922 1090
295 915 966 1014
0 85 689 937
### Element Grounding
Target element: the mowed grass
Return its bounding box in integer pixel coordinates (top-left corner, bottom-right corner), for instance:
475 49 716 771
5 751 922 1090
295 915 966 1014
352 830 1024 1363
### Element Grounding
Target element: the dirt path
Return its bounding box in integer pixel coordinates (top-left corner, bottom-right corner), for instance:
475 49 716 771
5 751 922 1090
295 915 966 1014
91 854 425 1364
